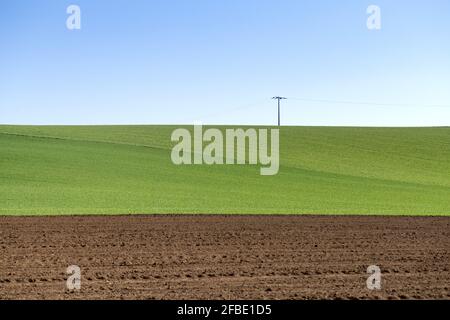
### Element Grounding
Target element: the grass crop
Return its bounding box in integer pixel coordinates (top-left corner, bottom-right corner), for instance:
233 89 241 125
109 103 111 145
0 125 449 215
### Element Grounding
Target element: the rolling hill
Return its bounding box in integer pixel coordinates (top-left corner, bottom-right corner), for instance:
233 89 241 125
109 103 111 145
1 125 449 215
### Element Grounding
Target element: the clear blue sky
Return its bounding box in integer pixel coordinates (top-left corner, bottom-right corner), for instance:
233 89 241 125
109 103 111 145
1 0 449 126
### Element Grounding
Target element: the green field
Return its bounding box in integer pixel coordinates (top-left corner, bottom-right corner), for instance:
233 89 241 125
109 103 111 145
1 125 449 215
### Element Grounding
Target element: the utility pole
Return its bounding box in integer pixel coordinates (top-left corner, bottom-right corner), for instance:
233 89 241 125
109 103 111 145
272 96 287 126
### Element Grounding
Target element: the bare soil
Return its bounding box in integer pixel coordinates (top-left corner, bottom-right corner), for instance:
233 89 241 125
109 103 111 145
0 215 449 300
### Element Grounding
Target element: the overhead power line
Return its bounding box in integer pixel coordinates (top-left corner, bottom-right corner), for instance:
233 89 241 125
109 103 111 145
287 97 450 108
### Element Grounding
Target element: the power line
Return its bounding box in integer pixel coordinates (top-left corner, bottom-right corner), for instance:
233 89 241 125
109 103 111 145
177 95 450 125
287 97 450 108
183 98 271 124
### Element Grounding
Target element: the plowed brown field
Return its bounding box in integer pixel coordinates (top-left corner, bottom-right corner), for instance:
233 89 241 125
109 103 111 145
0 215 449 300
